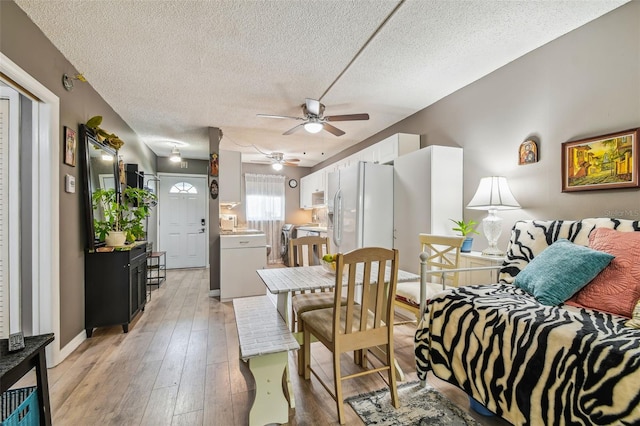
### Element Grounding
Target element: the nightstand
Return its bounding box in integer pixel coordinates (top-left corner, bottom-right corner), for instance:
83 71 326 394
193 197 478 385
457 251 505 286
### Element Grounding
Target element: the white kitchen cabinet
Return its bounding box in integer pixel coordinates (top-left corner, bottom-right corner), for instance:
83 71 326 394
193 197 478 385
219 150 241 203
457 251 505 286
299 175 311 209
300 169 326 209
393 145 463 273
220 233 267 301
377 133 420 164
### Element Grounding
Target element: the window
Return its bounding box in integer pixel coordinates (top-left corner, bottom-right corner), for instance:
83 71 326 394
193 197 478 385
169 182 198 194
245 174 285 221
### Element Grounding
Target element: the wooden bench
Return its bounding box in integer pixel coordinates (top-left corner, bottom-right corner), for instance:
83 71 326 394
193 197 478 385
233 295 299 426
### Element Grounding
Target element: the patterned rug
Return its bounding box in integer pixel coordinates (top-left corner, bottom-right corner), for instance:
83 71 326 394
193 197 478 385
346 381 480 426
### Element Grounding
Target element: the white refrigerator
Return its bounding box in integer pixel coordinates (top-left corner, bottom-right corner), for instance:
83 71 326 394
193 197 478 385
327 162 394 254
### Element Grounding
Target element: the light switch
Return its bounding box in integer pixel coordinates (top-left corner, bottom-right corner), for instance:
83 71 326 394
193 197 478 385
65 174 76 193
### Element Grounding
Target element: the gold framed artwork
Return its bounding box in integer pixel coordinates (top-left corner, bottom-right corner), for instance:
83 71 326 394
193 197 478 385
210 152 219 176
64 126 77 167
518 139 538 165
561 128 639 192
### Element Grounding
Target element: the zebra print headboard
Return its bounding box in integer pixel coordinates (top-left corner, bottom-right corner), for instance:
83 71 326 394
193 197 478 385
499 218 640 284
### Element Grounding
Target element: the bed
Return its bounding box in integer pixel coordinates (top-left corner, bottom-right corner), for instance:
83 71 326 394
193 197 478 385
414 218 640 425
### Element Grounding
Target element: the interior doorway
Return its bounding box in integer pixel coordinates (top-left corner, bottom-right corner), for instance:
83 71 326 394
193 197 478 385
0 53 62 366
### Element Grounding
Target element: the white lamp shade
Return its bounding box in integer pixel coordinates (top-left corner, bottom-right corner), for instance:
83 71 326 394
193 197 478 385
304 121 323 134
169 146 181 163
467 176 520 211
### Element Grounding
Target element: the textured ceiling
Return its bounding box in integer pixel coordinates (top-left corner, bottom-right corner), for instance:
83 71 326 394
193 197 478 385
15 0 629 167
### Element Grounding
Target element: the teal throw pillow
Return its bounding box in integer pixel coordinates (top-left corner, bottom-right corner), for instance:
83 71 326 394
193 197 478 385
514 239 614 306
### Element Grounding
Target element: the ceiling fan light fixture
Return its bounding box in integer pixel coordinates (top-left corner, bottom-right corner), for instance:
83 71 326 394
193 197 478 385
304 121 323 134
169 146 181 163
272 162 283 171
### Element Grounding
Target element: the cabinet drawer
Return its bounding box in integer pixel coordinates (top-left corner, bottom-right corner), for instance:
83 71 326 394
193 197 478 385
220 234 266 248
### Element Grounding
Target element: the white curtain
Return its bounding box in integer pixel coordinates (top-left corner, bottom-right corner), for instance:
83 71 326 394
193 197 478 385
245 173 285 264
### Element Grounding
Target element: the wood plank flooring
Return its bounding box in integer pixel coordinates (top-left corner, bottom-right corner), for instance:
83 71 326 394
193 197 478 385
15 268 509 425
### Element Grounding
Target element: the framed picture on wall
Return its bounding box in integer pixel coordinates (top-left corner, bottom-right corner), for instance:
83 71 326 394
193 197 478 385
561 128 639 192
64 126 77 167
518 139 538 165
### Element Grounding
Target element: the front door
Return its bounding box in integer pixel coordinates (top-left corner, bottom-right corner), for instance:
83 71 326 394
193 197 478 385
158 174 207 269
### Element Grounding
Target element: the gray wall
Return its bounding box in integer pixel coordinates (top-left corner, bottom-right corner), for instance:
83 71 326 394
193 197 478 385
1 1 157 346
315 2 640 252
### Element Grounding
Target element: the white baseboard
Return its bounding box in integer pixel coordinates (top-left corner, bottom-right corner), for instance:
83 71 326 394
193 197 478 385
209 289 220 297
52 330 86 367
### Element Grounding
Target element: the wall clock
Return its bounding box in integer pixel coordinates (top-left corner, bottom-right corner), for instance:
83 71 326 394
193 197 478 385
288 179 298 189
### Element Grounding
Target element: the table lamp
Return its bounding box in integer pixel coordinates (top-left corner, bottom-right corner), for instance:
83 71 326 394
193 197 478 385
467 176 520 256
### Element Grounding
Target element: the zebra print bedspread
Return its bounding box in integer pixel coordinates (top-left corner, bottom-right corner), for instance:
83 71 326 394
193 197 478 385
415 284 640 425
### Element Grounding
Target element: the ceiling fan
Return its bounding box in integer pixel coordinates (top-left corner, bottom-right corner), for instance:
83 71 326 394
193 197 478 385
257 98 369 137
252 152 300 170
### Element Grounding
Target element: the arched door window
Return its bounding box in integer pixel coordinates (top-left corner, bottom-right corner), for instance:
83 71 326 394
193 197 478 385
169 182 198 194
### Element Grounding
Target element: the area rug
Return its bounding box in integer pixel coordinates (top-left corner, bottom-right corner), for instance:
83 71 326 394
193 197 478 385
346 381 480 426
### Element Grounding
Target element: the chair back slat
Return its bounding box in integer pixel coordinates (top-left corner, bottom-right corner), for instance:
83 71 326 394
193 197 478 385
333 247 399 338
288 236 330 267
419 234 465 287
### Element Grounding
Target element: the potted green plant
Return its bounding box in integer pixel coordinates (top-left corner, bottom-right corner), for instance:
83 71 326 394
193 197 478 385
93 187 157 246
450 219 480 253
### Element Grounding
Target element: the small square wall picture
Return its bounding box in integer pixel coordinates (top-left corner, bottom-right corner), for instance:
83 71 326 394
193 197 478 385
64 126 77 167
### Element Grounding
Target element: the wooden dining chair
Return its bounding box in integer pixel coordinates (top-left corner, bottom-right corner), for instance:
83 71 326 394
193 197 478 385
299 247 400 424
394 234 465 321
288 235 349 374
288 235 329 268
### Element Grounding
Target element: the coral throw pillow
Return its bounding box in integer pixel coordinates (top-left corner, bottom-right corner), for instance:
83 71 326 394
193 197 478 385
568 228 640 318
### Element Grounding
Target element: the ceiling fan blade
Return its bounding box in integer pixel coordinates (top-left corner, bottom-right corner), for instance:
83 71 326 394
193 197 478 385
283 161 299 167
257 114 304 120
322 123 345 137
285 158 300 162
324 113 370 122
305 98 321 116
283 123 305 135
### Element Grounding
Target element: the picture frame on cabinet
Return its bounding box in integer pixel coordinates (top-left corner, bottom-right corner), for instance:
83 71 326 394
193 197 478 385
64 126 77 166
561 128 639 192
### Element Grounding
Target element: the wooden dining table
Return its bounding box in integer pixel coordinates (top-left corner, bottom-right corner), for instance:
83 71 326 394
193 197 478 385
257 263 420 404
257 264 419 328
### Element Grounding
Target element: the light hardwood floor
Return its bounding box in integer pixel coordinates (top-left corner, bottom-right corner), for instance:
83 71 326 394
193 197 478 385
16 268 509 425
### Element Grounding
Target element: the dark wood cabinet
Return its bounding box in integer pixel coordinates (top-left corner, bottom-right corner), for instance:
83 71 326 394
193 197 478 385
85 243 147 337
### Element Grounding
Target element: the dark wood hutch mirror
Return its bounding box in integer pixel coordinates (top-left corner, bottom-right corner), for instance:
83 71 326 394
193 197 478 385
80 124 120 251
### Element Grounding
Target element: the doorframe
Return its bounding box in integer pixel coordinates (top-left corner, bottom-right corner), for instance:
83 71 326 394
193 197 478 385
0 53 62 366
157 173 209 268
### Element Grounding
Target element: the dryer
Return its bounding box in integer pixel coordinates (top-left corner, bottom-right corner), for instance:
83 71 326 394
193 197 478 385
281 224 297 265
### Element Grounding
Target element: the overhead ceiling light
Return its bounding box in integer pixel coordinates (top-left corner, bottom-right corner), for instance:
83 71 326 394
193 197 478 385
272 162 283 171
304 121 323 134
169 146 181 163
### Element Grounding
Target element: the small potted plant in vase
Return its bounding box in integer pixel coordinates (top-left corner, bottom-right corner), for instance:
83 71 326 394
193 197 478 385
450 219 480 253
93 187 157 246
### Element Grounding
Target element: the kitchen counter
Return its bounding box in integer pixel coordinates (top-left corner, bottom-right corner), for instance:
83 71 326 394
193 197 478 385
220 232 267 301
296 225 327 233
220 228 265 236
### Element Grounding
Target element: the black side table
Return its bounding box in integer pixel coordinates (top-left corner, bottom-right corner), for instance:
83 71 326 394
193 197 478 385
0 333 54 425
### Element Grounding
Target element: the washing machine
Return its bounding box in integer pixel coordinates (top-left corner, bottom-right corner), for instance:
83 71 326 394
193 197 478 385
281 224 297 265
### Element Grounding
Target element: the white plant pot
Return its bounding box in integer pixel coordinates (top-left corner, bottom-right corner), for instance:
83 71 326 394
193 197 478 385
105 231 127 247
